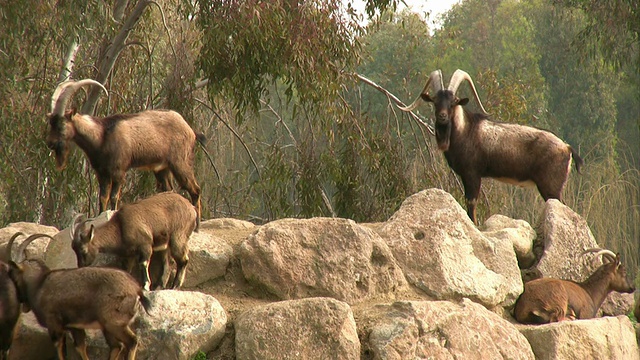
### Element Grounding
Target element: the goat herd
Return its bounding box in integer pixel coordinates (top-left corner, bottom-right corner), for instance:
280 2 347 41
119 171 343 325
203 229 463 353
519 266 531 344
0 70 635 359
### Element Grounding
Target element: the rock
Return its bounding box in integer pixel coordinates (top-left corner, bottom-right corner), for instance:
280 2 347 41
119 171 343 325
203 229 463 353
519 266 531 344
67 290 227 360
200 218 256 231
238 217 407 303
482 214 537 269
8 312 56 360
536 200 598 280
235 297 360 360
183 231 233 288
0 222 59 262
366 299 534 360
377 189 522 308
518 316 639 360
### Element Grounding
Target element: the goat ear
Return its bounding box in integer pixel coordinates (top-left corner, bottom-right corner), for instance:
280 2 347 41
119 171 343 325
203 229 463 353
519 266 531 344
457 97 470 106
88 224 96 242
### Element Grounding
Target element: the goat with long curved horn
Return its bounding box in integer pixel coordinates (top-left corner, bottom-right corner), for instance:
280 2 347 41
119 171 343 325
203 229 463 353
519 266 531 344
1 232 24 263
14 233 56 263
398 69 584 225
45 79 204 230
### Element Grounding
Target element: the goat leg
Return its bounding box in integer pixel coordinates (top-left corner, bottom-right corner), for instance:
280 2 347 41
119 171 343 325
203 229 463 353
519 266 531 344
69 328 89 360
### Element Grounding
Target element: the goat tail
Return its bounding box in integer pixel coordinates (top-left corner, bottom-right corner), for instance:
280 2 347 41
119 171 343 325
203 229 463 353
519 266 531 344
139 292 153 316
570 147 584 174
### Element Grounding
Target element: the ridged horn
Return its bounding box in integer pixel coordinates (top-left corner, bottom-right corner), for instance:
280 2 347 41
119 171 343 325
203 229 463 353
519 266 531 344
50 79 108 116
69 213 87 241
1 232 25 263
447 69 489 115
582 248 618 265
15 233 55 263
399 70 443 112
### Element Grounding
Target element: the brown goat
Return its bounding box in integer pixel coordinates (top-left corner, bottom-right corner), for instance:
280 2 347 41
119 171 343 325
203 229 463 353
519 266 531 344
401 69 583 225
513 250 635 324
71 191 197 291
46 79 203 230
0 232 26 360
8 234 151 360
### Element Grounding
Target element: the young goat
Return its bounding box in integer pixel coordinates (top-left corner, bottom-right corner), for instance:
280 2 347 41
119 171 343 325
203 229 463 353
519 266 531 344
0 232 26 360
401 69 583 225
8 233 151 360
71 191 197 291
46 79 204 230
513 249 635 324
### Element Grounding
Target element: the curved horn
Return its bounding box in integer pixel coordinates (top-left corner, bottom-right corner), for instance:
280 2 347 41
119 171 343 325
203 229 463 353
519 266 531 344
69 213 87 241
1 232 25 263
15 233 55 263
50 79 109 116
447 69 489 115
399 69 443 112
582 248 617 264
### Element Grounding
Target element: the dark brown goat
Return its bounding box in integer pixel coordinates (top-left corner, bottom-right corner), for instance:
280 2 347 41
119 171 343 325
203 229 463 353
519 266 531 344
0 232 25 360
8 234 151 360
71 191 197 291
513 250 635 324
46 79 203 230
401 69 583 224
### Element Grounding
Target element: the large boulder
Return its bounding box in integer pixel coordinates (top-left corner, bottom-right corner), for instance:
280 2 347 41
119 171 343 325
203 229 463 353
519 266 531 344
376 189 522 308
235 297 360 360
482 214 537 269
518 316 639 360
66 290 227 360
536 200 634 316
366 299 534 360
0 222 59 262
238 217 407 304
183 231 233 288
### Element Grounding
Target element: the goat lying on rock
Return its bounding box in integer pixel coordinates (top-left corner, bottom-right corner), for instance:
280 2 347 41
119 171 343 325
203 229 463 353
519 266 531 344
8 233 151 360
46 79 204 230
513 249 635 324
72 191 197 291
401 69 584 225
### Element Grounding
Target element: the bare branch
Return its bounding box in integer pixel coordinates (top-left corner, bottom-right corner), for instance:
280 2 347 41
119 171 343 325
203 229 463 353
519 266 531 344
355 73 435 136
58 37 79 83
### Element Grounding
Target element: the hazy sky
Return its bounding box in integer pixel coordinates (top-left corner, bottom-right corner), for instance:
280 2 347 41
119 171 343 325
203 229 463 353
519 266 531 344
350 0 460 28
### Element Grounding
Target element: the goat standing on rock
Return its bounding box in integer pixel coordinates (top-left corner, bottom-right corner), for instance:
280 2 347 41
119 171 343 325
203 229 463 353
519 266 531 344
401 69 584 224
513 249 635 324
71 191 197 291
46 79 204 230
7 233 151 360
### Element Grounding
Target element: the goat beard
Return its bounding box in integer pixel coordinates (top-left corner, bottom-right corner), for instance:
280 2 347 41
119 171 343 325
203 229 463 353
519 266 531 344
53 143 70 170
435 121 451 151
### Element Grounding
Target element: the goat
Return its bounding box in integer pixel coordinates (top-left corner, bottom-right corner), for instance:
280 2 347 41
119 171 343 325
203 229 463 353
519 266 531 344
71 191 197 291
46 79 203 230
401 69 584 224
513 249 635 324
8 233 151 360
0 232 27 360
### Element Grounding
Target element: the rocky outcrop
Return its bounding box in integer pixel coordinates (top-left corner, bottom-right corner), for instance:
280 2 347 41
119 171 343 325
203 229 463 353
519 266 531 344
518 316 639 360
235 297 360 360
376 189 522 308
238 217 407 303
366 299 535 360
2 189 638 360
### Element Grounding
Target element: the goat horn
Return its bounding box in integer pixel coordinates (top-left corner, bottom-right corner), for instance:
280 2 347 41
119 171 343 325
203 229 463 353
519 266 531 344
447 69 489 115
582 248 617 264
15 233 55 263
399 69 443 112
69 213 86 241
1 232 25 263
50 79 109 116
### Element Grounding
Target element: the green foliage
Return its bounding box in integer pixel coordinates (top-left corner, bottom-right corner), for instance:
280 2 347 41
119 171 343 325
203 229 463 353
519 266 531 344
191 351 207 360
191 0 364 114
